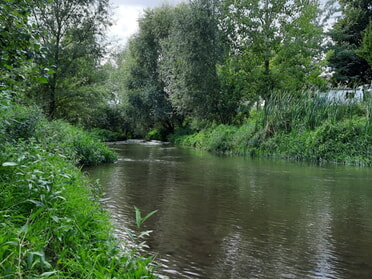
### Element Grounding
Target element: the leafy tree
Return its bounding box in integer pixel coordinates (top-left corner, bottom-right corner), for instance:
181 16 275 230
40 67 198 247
28 0 111 121
327 0 372 85
0 0 42 99
159 0 227 123
219 0 325 101
357 22 372 68
120 5 178 136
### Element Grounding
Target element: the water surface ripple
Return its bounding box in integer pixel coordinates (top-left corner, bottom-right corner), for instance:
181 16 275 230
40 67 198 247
86 141 372 279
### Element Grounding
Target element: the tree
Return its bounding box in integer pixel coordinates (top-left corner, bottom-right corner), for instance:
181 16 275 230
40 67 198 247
327 0 372 86
357 22 372 69
0 0 41 98
159 0 226 122
120 5 178 136
28 0 111 120
218 0 325 101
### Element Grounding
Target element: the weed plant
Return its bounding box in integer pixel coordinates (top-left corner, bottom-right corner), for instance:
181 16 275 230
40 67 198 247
172 92 372 166
0 99 157 278
0 142 157 278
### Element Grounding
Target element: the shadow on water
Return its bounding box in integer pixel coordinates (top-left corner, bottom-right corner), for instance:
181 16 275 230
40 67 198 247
86 141 372 279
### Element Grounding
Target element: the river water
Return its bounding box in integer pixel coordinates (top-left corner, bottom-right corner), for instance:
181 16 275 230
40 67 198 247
86 141 372 279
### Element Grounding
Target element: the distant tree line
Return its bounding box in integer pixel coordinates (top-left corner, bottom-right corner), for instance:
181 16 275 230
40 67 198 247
1 0 371 139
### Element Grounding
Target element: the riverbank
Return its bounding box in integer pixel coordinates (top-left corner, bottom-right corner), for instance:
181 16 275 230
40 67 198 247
170 98 372 167
0 104 157 278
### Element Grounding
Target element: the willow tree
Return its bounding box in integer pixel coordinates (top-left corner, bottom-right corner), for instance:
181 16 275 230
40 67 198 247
28 0 111 122
119 5 179 137
219 0 324 102
159 0 227 123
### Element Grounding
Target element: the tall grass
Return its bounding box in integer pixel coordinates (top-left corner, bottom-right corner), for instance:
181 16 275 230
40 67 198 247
172 91 372 166
263 91 367 135
0 141 157 278
0 100 157 278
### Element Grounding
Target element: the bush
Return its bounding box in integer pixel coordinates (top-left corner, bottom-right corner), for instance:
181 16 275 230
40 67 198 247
35 120 118 166
207 125 237 153
145 128 168 141
306 118 371 165
2 105 44 142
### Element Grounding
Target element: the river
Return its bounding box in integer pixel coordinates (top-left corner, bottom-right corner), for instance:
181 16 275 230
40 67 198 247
86 140 372 279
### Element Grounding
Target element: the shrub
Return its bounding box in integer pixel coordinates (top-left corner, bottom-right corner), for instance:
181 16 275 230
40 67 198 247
35 120 118 166
145 128 168 141
170 90 371 166
306 118 371 165
2 105 44 142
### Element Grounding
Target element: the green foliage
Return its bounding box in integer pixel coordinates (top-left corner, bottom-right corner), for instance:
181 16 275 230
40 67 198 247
262 91 366 135
159 0 223 122
145 128 168 141
0 0 42 96
357 22 372 68
134 206 158 231
89 128 127 142
173 94 372 166
327 0 372 85
219 0 324 101
1 105 43 142
0 99 156 278
0 100 116 166
306 118 371 163
117 5 177 137
27 0 112 120
35 120 118 166
0 140 157 278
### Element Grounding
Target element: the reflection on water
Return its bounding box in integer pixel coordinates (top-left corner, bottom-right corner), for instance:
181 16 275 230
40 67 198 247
86 141 372 279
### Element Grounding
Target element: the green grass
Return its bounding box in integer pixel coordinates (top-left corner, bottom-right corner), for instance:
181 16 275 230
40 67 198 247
171 92 372 166
0 100 157 278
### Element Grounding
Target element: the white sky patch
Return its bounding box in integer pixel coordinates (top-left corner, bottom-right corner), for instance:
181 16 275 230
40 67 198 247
108 0 184 46
108 5 143 46
107 0 334 46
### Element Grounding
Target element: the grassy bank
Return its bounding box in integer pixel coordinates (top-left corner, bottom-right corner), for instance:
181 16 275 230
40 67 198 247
0 103 157 278
171 94 372 166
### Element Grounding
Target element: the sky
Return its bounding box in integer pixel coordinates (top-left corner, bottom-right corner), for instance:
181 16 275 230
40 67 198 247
108 0 336 47
108 0 184 45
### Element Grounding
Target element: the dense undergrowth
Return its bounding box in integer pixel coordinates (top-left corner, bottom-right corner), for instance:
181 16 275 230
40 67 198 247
0 99 157 278
171 94 372 166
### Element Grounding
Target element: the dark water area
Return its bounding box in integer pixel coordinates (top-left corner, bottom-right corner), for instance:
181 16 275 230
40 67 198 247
86 141 372 279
